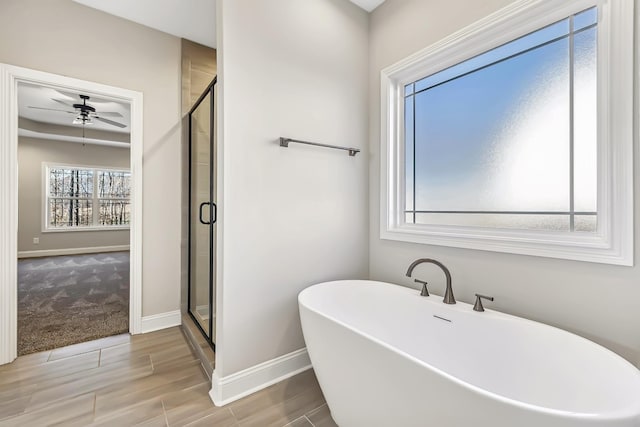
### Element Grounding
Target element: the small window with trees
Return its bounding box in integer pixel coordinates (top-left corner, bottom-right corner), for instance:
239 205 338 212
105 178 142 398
45 165 131 230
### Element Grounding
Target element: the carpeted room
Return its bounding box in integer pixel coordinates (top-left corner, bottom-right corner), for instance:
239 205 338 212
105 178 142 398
17 251 130 355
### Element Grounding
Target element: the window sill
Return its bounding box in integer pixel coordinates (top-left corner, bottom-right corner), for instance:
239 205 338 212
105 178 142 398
381 223 632 266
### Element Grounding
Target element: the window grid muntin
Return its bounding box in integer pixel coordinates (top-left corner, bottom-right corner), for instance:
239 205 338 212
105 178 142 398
48 167 93 198
569 14 576 231
49 197 93 228
98 170 131 199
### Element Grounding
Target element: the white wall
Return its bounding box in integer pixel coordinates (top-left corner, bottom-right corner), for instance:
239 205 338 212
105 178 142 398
369 0 640 366
0 0 182 317
216 0 369 376
18 137 130 253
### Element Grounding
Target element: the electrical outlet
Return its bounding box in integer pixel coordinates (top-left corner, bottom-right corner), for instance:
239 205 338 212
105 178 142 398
33 237 39 245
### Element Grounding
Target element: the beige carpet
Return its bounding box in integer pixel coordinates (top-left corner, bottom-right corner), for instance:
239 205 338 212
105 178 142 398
17 252 129 355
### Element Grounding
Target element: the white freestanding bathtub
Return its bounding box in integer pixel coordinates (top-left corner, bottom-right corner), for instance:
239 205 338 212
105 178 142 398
299 280 640 427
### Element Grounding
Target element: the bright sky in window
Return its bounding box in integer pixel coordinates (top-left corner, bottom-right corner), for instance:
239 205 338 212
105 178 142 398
404 8 597 232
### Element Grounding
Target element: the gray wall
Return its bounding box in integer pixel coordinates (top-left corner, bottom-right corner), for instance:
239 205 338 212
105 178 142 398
0 0 182 317
216 0 370 376
369 0 640 366
18 137 130 253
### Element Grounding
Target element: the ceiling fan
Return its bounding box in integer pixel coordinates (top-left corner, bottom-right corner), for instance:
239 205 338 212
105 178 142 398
28 94 127 129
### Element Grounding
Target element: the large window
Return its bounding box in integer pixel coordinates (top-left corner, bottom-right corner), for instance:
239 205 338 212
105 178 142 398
46 165 131 230
381 0 634 265
404 8 597 232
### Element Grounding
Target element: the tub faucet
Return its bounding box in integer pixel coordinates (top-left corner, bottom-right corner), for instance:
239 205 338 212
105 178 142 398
473 294 494 312
406 258 456 304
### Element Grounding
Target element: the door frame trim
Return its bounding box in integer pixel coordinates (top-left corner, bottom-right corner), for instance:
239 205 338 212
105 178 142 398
0 63 144 364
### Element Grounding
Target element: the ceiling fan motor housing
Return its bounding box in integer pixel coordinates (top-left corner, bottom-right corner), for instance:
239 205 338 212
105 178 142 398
73 94 96 113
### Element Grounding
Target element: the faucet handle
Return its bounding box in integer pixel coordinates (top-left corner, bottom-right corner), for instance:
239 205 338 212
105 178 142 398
473 294 494 312
414 279 429 297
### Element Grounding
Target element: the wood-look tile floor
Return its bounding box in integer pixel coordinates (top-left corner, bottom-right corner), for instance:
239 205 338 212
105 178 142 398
0 327 338 427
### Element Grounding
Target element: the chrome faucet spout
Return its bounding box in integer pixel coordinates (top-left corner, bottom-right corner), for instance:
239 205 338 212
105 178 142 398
406 258 456 304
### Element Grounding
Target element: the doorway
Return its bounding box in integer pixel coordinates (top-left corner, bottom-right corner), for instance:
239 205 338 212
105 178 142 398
16 82 132 355
188 79 217 349
0 63 143 365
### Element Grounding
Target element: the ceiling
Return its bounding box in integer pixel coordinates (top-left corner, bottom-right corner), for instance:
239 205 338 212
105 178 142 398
19 83 131 132
349 0 386 12
18 82 131 146
73 0 217 48
72 0 386 49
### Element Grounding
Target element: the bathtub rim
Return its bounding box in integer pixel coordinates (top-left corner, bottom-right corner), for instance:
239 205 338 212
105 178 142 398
299 279 640 422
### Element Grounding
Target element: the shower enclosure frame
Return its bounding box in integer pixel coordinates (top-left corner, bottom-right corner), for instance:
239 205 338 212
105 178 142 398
187 77 217 350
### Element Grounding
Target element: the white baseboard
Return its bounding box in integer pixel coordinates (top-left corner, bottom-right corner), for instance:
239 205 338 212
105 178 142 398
194 305 215 325
18 245 130 259
140 310 182 334
209 348 311 406
194 309 209 325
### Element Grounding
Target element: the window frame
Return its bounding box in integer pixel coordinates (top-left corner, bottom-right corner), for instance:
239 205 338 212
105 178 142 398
43 163 132 232
380 0 634 265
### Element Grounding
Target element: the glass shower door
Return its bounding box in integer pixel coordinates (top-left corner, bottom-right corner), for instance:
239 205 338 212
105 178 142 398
188 80 216 347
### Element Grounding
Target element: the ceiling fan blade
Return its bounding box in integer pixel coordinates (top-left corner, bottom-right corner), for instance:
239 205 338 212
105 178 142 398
52 88 83 100
95 116 127 128
89 111 123 118
28 106 76 114
51 98 75 108
52 90 109 106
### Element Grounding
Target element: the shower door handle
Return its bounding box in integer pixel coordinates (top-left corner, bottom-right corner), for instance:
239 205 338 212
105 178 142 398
199 202 211 225
199 202 217 225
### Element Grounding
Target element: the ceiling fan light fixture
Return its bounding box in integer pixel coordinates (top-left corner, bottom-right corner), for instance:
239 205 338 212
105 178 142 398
73 115 93 125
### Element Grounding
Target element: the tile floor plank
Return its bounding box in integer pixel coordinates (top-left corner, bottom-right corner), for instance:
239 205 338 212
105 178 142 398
162 383 227 427
48 333 131 361
283 416 314 427
91 398 167 426
94 366 207 417
306 404 339 427
0 350 51 373
0 394 32 422
0 392 96 427
180 408 238 427
99 330 189 366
